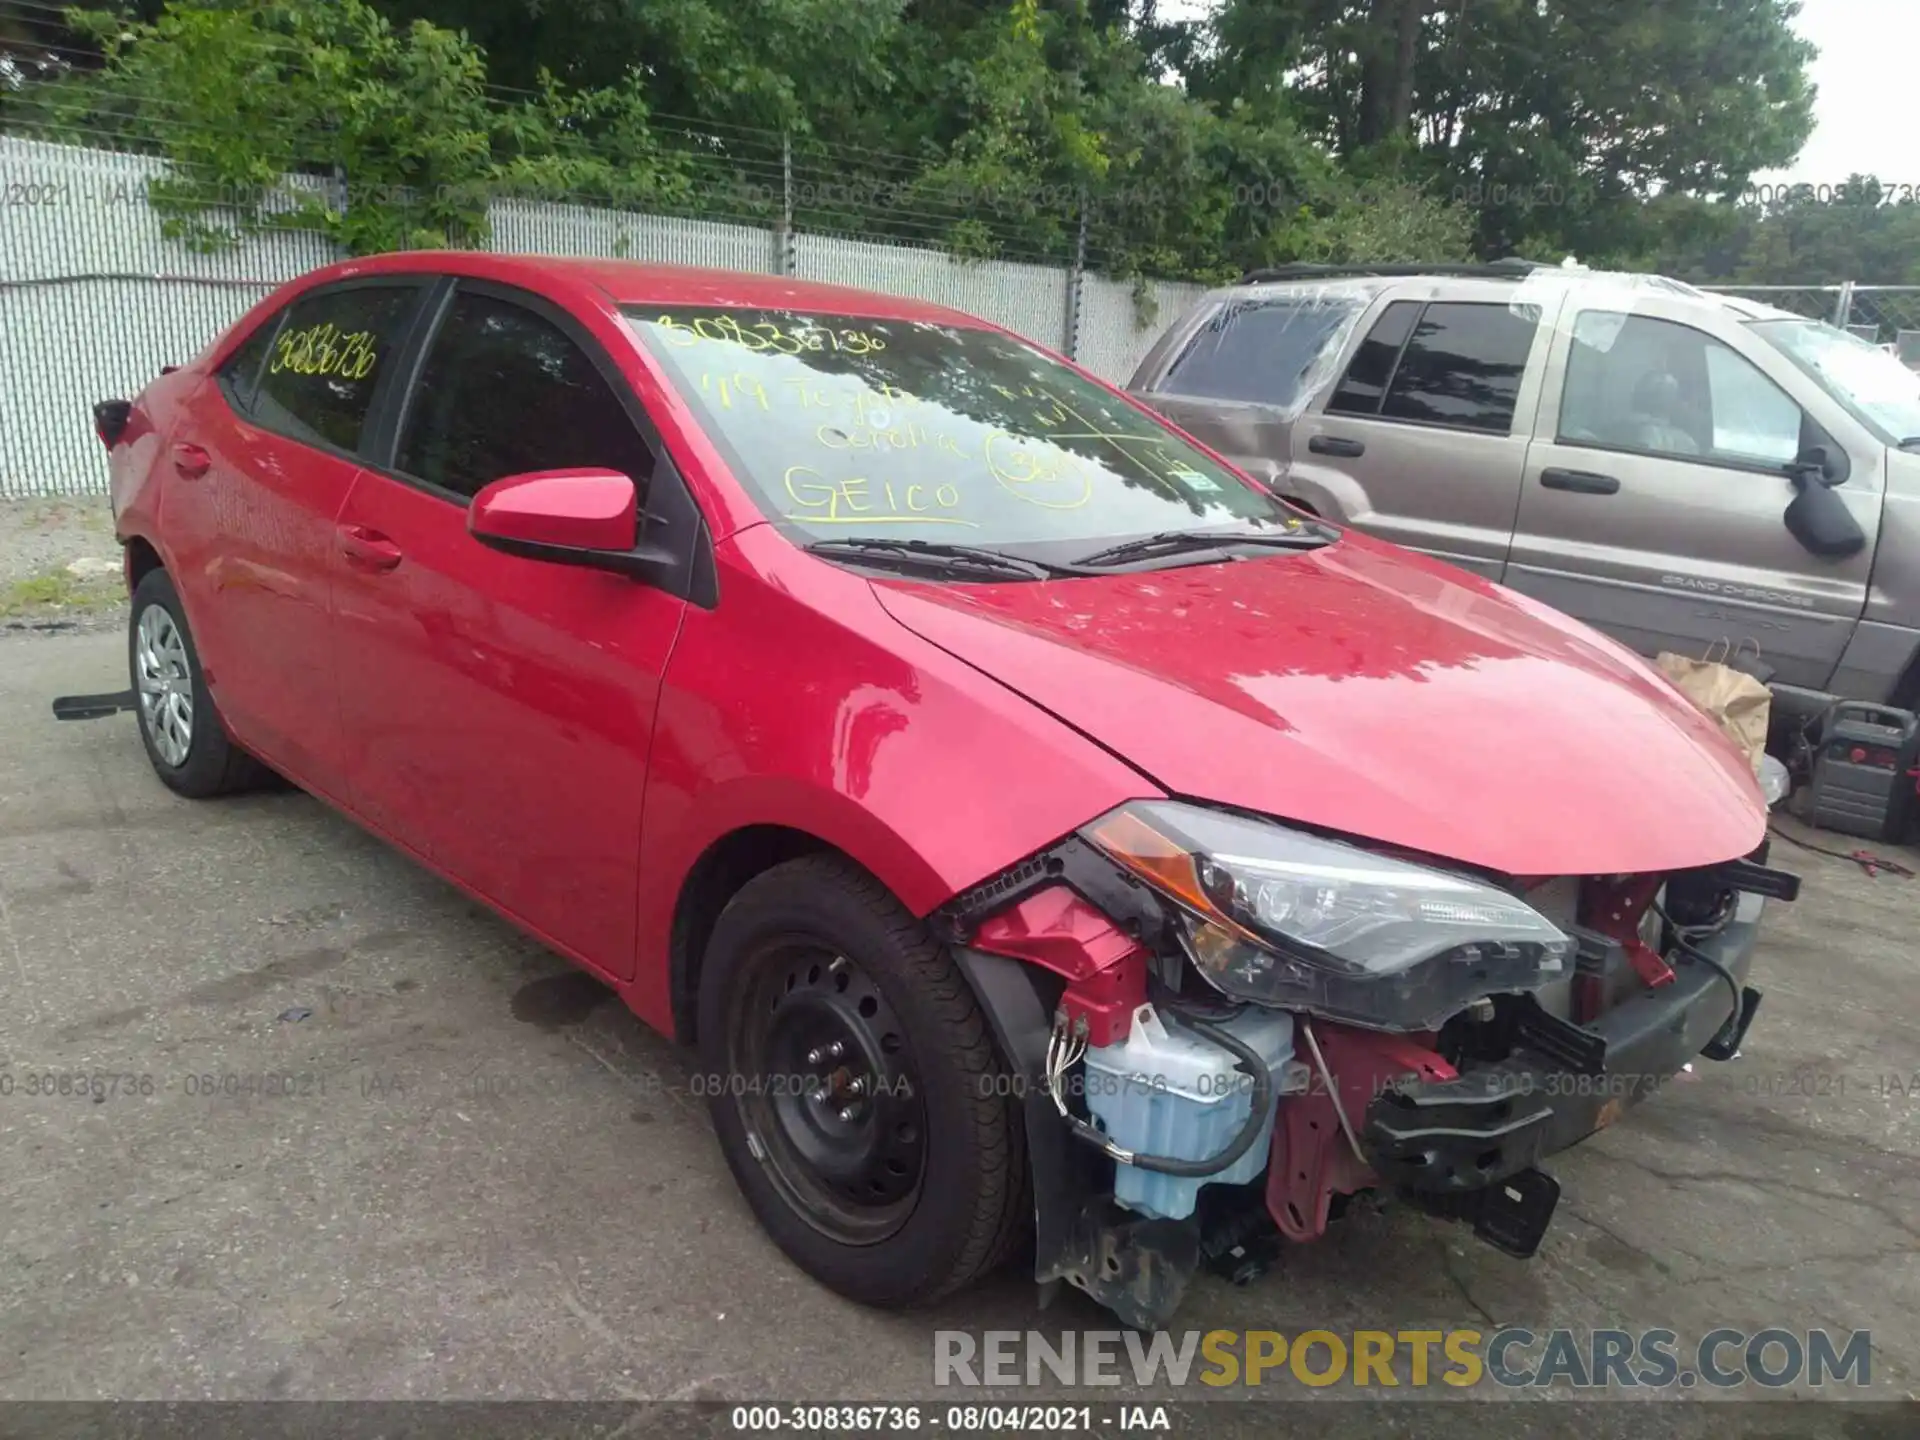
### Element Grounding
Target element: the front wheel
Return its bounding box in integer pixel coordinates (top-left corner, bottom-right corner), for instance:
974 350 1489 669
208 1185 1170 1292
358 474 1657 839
698 855 1029 1307
129 568 268 798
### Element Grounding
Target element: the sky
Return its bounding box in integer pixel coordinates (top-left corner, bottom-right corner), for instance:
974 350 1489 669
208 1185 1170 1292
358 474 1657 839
1155 0 1910 189
1757 0 1913 187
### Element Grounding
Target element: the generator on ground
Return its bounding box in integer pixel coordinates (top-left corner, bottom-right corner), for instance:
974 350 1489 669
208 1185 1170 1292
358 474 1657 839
1802 701 1920 841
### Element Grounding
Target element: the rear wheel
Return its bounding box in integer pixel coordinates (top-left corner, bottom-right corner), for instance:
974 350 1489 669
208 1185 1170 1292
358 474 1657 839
129 568 268 798
698 855 1029 1307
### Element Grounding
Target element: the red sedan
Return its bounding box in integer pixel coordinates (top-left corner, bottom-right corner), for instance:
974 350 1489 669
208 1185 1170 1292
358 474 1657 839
97 252 1790 1327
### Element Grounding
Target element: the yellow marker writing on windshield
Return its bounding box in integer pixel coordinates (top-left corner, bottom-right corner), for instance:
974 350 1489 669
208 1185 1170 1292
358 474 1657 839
656 315 888 356
701 372 770 411
983 431 1093 509
784 465 970 525
815 422 971 459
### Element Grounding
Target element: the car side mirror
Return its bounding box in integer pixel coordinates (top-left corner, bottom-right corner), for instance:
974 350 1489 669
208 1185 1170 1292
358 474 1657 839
1782 455 1866 559
469 468 650 573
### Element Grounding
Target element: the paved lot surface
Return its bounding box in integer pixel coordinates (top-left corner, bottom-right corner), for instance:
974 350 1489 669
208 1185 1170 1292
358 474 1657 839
3 627 1919 1435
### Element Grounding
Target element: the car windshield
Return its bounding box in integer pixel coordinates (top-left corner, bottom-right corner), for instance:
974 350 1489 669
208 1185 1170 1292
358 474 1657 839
625 306 1316 560
1750 319 1920 444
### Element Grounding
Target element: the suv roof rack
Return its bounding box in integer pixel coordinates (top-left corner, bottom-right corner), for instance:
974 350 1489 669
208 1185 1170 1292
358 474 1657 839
1235 258 1553 284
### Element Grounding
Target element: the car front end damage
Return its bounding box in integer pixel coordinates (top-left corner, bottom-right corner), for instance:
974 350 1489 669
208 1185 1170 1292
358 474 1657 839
938 805 1797 1331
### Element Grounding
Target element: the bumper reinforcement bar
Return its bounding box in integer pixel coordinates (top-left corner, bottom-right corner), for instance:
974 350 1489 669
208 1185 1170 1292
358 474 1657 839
1363 958 1760 1195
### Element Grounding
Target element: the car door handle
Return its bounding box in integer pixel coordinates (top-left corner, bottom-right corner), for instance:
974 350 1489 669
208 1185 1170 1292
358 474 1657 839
171 442 212 480
1309 435 1366 458
1540 468 1620 495
337 524 403 572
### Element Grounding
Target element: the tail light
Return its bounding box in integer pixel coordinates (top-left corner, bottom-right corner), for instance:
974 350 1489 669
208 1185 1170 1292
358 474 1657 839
93 399 133 449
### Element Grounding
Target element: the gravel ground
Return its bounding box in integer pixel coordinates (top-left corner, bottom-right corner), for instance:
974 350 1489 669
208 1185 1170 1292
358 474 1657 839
0 495 128 633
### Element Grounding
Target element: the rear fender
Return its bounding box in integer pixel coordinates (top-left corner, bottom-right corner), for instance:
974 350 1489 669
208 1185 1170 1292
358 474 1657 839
110 368 205 548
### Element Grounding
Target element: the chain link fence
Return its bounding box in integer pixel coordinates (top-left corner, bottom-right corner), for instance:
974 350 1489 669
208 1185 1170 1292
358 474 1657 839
1699 283 1920 362
0 135 1205 498
7 132 1920 499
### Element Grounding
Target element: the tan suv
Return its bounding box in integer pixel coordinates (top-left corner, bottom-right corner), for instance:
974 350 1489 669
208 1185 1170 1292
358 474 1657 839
1128 261 1920 721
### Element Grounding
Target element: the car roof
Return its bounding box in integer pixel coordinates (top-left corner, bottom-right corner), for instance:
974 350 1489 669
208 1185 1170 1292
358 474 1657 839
305 250 992 327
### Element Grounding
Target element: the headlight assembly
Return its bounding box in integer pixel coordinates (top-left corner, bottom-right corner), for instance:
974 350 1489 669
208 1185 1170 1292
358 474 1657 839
1080 801 1571 1031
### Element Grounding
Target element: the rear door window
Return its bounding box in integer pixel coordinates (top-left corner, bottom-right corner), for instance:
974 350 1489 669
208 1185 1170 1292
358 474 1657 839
1328 300 1422 415
252 284 422 455
216 312 284 415
1158 295 1366 409
396 289 656 502
1376 302 1540 433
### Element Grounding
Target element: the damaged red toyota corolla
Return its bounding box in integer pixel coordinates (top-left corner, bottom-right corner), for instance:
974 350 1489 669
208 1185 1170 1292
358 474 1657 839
96 254 1796 1327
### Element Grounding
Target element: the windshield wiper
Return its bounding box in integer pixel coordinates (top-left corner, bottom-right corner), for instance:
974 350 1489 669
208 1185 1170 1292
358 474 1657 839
1073 526 1334 569
805 537 1075 580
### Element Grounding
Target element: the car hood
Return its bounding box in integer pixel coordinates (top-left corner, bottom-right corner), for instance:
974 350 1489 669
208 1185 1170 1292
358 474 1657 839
871 536 1766 878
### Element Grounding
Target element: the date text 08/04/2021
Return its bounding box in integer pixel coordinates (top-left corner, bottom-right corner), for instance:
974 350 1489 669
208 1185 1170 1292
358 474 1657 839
713 1327 1873 1434
727 1406 1165 1433
15 1066 1916 1105
0 1070 331 1100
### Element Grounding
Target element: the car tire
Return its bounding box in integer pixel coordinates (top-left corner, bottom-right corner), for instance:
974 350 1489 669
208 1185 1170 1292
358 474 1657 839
698 854 1030 1308
129 568 269 798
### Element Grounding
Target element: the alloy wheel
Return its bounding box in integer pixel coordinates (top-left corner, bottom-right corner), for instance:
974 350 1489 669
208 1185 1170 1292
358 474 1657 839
135 602 194 767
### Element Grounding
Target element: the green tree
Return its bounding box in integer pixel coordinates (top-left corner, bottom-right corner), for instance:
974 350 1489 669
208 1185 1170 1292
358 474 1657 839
868 0 1468 278
1640 179 1920 288
371 0 905 136
2 0 1560 277
1195 0 1817 264
30 0 688 253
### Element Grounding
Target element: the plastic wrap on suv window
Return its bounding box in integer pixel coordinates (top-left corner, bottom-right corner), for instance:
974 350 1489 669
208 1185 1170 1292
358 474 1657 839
1160 286 1372 418
1504 265 1722 354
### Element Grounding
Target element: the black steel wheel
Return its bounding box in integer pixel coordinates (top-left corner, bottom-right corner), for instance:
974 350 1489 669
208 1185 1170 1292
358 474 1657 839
698 855 1028 1307
730 940 928 1243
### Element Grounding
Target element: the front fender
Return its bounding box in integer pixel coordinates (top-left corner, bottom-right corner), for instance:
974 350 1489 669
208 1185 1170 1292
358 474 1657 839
952 946 1201 1329
628 532 1158 1033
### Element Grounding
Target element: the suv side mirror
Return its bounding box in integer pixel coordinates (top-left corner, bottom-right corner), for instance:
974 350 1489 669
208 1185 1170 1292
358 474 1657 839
469 468 657 574
1786 443 1846 487
1782 450 1866 559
